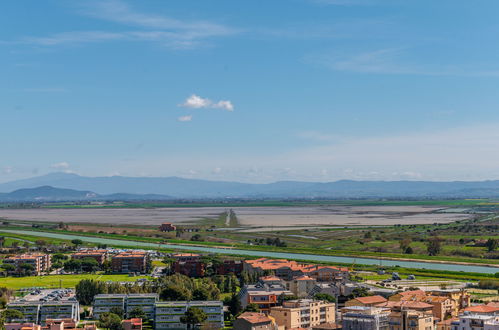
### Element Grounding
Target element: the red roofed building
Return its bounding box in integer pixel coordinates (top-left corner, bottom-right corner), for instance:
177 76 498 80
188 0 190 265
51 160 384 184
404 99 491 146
233 312 278 330
244 258 349 281
71 250 108 264
122 318 142 330
345 295 388 307
111 251 148 273
159 223 176 232
463 304 499 314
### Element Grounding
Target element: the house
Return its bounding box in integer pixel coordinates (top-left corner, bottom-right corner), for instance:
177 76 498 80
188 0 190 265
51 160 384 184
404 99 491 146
270 299 335 329
159 223 176 232
239 280 294 314
233 312 279 330
111 251 148 273
345 295 387 307
122 318 142 330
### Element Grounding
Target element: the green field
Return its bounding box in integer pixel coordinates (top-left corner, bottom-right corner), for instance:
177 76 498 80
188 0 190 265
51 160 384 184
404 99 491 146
1 274 151 290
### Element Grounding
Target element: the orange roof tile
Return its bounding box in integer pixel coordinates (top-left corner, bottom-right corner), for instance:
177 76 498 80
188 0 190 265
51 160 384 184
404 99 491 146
354 295 387 305
464 305 499 313
238 312 272 324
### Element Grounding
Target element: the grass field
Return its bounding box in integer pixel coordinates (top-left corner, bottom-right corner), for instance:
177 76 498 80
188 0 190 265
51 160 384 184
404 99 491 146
1 274 151 290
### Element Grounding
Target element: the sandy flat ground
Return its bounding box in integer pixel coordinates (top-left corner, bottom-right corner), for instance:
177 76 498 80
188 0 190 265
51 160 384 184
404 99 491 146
0 205 470 227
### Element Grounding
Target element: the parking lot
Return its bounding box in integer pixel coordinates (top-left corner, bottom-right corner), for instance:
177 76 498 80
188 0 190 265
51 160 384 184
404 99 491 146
21 289 76 302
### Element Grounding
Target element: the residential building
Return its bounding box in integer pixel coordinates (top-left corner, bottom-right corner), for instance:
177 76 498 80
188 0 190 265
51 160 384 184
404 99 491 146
111 251 148 273
345 295 387 307
125 294 158 320
239 280 293 313
7 301 79 325
44 318 77 330
244 258 349 281
159 223 176 232
287 275 317 298
171 253 200 262
3 253 51 276
341 306 390 330
71 250 108 264
389 290 426 302
172 260 205 278
427 289 471 310
154 301 224 330
4 323 41 330
375 301 434 315
233 312 279 330
122 318 143 330
270 299 335 329
216 260 243 275
388 310 434 330
93 294 158 319
92 294 127 319
451 313 499 330
463 304 499 315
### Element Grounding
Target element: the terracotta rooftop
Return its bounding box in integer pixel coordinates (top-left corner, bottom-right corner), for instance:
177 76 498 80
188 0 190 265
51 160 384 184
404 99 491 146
245 258 349 273
353 295 387 305
260 275 282 282
237 312 272 324
377 300 433 309
464 305 499 313
399 290 426 296
294 275 314 281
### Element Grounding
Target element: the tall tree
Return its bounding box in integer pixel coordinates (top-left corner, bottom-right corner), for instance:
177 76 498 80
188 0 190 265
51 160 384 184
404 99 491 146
180 307 207 329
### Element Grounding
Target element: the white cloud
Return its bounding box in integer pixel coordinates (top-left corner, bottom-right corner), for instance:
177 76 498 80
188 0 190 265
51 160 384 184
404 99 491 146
3 166 13 174
213 100 234 111
180 94 234 111
177 115 193 122
51 162 70 170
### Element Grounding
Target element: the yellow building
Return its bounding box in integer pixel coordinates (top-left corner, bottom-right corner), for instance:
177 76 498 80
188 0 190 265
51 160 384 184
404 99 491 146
270 299 335 329
389 310 434 330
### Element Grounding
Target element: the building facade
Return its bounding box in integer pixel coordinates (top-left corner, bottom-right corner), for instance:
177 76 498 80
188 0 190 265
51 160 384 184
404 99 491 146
270 299 335 329
3 254 51 276
154 301 224 330
111 252 148 274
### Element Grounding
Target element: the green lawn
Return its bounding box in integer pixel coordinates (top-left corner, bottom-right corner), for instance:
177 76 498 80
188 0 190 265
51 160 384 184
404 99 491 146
1 274 151 290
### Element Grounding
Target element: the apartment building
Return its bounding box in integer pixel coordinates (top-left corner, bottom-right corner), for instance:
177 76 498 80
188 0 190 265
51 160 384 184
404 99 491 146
239 280 294 313
71 250 108 264
341 306 390 330
287 275 317 298
270 299 335 329
233 312 279 330
388 310 434 330
93 294 158 319
125 294 158 320
7 301 79 325
111 251 148 273
451 313 499 330
216 260 243 275
3 253 51 276
92 294 127 319
154 301 224 330
244 258 349 281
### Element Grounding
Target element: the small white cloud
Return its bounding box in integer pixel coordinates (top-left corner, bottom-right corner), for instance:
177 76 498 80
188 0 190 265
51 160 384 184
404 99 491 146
51 162 70 170
212 167 222 174
3 166 13 174
180 94 212 109
178 115 193 122
213 100 234 111
179 94 234 111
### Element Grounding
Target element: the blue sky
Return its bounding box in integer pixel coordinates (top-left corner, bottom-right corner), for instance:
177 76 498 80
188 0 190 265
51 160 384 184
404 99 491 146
2 0 499 183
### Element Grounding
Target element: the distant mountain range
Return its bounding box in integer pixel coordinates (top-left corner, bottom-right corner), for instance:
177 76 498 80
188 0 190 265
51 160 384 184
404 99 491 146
1 172 499 201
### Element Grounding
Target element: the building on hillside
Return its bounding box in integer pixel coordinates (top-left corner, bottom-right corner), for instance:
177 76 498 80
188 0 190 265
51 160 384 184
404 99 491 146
216 260 243 275
111 251 148 273
287 275 317 298
4 323 41 330
239 280 294 314
93 294 158 319
451 313 499 330
427 289 471 310
122 318 142 330
341 306 390 330
3 253 51 276
269 299 335 329
233 312 279 330
345 295 387 307
7 301 79 325
159 223 176 232
388 310 434 330
154 301 224 330
71 250 108 264
244 258 349 281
